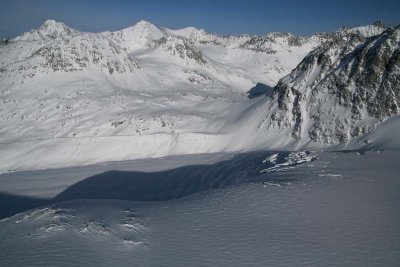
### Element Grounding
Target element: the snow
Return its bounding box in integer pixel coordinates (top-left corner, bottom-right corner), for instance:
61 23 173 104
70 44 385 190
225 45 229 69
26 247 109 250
260 151 317 173
0 152 234 198
164 26 214 43
2 20 397 172
337 115 400 150
0 19 399 266
107 20 165 52
0 20 317 172
344 25 386 37
1 150 400 266
13 19 78 42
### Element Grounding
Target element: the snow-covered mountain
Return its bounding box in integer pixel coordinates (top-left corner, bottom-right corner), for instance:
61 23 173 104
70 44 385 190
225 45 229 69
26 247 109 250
0 19 397 172
258 25 399 145
0 20 139 85
13 19 79 41
107 20 165 52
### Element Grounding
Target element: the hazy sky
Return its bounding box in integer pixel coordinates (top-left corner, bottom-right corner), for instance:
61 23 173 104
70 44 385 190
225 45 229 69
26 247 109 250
1 0 399 37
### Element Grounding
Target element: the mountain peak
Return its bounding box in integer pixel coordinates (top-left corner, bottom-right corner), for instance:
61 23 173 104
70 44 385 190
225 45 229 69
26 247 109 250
121 19 162 35
41 19 63 27
39 19 74 34
373 20 386 28
13 19 76 41
108 20 164 52
165 26 211 42
338 23 387 38
135 20 153 26
132 20 160 31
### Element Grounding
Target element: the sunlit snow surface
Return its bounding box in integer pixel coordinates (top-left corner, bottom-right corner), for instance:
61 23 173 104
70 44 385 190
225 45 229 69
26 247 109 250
1 150 400 266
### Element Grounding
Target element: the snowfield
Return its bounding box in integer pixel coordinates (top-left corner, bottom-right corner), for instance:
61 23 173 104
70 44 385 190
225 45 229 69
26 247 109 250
1 150 400 266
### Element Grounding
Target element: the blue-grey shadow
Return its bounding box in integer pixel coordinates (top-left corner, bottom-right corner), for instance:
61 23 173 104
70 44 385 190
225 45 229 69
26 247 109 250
54 151 278 202
0 193 49 219
247 83 274 99
1 151 304 219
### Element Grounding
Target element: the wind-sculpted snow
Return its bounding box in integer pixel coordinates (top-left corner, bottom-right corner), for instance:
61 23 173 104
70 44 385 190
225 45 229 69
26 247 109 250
8 203 147 238
1 150 400 266
0 201 150 266
0 150 317 219
53 151 317 202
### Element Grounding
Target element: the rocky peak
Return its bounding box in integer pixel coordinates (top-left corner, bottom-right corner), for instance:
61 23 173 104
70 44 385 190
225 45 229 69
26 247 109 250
264 26 400 144
156 36 207 66
336 22 387 38
373 20 386 28
239 32 309 53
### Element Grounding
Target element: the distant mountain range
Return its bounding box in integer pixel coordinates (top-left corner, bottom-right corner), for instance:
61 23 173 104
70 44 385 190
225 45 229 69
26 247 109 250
0 19 398 171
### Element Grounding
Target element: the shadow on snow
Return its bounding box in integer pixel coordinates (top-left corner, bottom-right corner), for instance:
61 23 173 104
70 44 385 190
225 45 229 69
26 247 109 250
247 83 274 99
1 151 303 219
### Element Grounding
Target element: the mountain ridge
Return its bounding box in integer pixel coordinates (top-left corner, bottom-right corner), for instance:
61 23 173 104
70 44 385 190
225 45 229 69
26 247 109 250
0 19 398 172
260 25 399 144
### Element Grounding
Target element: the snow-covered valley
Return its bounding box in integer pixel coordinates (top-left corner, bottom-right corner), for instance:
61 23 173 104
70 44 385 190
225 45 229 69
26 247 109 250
1 18 400 266
1 20 398 172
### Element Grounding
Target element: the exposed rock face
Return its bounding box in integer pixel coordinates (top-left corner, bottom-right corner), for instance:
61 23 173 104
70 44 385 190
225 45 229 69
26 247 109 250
265 26 400 144
373 20 386 28
239 33 308 54
156 36 207 66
